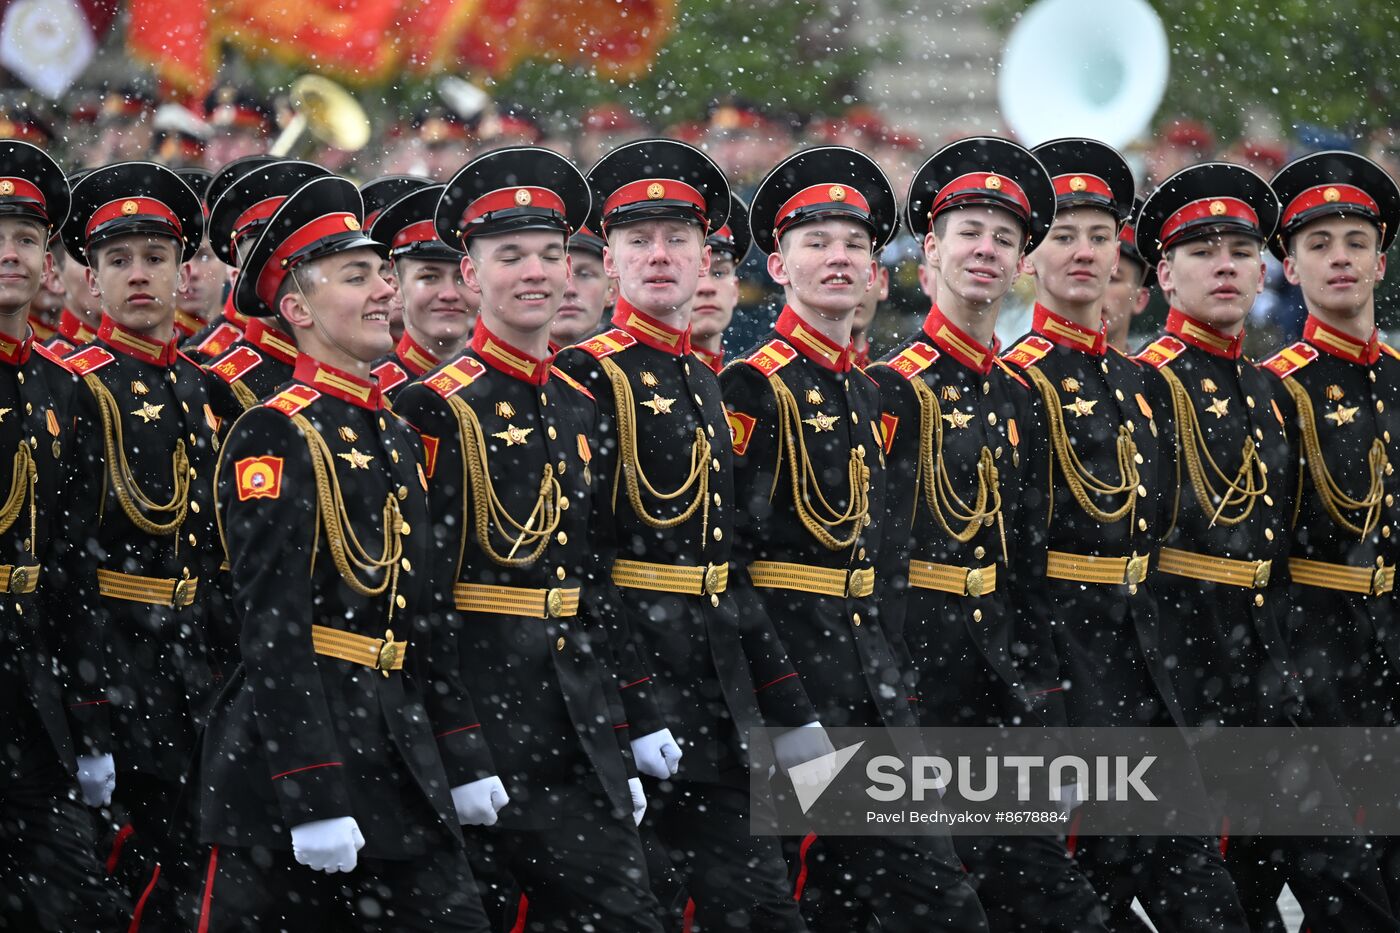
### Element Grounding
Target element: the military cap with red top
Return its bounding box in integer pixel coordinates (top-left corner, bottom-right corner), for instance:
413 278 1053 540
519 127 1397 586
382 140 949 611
707 191 752 262
207 160 332 267
61 161 204 265
1030 137 1135 222
435 146 590 249
369 184 460 262
905 135 1056 251
1117 196 1156 289
360 175 432 230
586 138 729 234
234 175 387 318
1267 150 1400 260
1134 161 1281 268
0 141 70 238
749 145 897 256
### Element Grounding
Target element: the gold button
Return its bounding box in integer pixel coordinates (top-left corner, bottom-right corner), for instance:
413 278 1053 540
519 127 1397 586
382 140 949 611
707 424 715 437
713 527 723 541
857 443 866 456
1385 431 1392 443
400 521 411 536
859 547 867 560
401 558 412 571
982 382 990 394
557 531 568 545
973 609 983 622
1370 370 1378 383
188 434 196 444
1387 495 1395 507
23 402 31 415
852 613 861 626
391 450 400 463
188 533 197 546
168 371 176 383
995 446 1003 459
190 468 198 479
851 412 859 424
397 486 408 500
558 498 569 510
987 412 997 425
1254 594 1264 607
1377 400 1385 413
1101 361 1109 374
556 637 565 651
556 566 567 580
547 426 557 439
712 458 720 471
713 493 721 506
694 394 703 406
710 594 720 607
181 401 189 413
684 363 691 374
379 417 387 430
1264 495 1274 507
1265 529 1274 541
974 545 986 559
1137 485 1147 497
395 595 406 609
190 501 200 513
540 393 548 406
1115 389 1124 401
1384 526 1392 538
15 372 22 384
1247 396 1255 408
1255 428 1264 440
1138 518 1148 531
558 460 567 473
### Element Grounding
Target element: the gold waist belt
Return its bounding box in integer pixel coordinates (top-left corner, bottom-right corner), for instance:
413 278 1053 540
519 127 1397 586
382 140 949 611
908 560 996 597
96 568 198 608
1289 557 1394 597
747 560 874 598
0 564 39 594
1045 550 1149 586
453 582 580 619
311 624 405 676
1158 547 1271 589
611 559 729 596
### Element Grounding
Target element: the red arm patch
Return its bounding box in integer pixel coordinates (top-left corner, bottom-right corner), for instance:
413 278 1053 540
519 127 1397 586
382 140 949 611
726 409 756 456
235 456 283 500
878 412 899 454
419 434 440 478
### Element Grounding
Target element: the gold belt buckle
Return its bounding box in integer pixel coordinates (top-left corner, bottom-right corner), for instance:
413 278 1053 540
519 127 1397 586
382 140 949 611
8 566 28 594
545 588 565 618
172 578 196 608
1126 554 1148 585
1252 559 1272 589
844 570 858 598
965 567 985 598
703 564 724 595
376 629 400 677
1372 567 1389 597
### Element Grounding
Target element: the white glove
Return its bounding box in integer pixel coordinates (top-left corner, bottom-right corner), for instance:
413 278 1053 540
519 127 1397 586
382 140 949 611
628 776 647 825
451 775 510 826
75 754 116 807
290 816 365 874
773 721 837 777
631 728 683 779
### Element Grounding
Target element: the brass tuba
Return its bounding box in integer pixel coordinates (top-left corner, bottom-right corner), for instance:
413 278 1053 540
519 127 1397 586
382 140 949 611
269 75 371 157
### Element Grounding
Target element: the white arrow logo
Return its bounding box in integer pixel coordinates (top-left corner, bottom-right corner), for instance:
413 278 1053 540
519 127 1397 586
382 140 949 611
790 741 865 814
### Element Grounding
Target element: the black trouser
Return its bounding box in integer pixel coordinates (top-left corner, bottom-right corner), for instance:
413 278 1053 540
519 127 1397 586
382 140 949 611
1226 834 1398 932
93 770 193 930
185 842 490 932
955 834 1110 933
644 778 808 932
465 811 664 933
785 831 989 933
1073 833 1250 933
0 708 129 931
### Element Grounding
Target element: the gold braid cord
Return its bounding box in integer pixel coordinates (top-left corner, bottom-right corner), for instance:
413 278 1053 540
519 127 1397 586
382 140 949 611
85 374 189 536
600 357 710 538
770 374 869 551
291 413 404 619
1024 366 1140 526
1282 377 1386 538
230 380 259 411
448 395 561 569
1160 366 1267 528
0 441 36 554
911 378 1007 562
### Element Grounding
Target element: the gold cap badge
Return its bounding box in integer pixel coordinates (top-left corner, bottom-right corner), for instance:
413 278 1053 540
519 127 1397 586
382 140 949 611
515 188 532 206
646 182 665 200
985 176 1003 190
828 185 847 201
1069 176 1087 192
121 200 139 216
1209 200 1228 216
0 181 14 196
344 216 361 231
1323 186 1341 203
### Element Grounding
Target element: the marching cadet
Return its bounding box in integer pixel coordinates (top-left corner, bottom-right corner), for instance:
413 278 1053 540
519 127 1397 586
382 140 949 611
1102 197 1152 353
57 161 222 919
548 213 614 349
869 136 1108 933
200 160 331 425
183 154 279 358
368 184 476 403
393 146 666 932
361 175 432 344
1136 160 1398 931
690 191 750 373
1264 150 1400 909
190 174 491 931
727 146 987 932
1003 137 1251 931
555 138 831 932
0 141 129 930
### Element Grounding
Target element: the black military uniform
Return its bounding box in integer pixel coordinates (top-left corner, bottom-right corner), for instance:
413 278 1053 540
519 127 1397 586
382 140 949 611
190 174 488 931
392 146 665 931
1001 138 1251 932
555 139 820 933
0 141 129 931
692 191 751 375
869 136 1107 933
368 183 462 404
1261 150 1400 915
57 162 222 913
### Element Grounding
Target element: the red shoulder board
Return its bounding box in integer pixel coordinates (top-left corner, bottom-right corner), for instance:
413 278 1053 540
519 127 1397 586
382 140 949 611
741 339 798 376
194 321 242 359
264 384 322 417
883 341 940 380
1135 335 1187 370
44 338 74 358
66 346 115 375
1002 335 1054 370
576 328 637 360
550 365 594 400
1382 343 1400 361
424 356 487 400
993 357 1028 387
1260 342 1319 380
32 342 71 371
208 346 264 385
372 360 409 392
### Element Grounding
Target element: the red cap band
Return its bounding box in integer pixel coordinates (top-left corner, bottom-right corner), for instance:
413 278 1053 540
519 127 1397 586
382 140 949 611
929 172 1031 223
0 177 47 214
1159 197 1259 249
711 224 733 241
602 179 705 219
1052 173 1113 200
256 212 362 307
459 186 567 232
86 197 182 240
773 183 872 239
391 219 441 250
1119 222 1136 248
1282 183 1379 229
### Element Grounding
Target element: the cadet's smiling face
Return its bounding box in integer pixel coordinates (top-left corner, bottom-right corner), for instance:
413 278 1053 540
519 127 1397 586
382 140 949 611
281 247 396 364
1159 233 1264 332
551 249 614 346
0 216 50 315
398 257 476 348
87 234 188 337
604 219 710 317
926 205 1024 307
1283 215 1387 322
769 218 875 320
691 253 739 341
462 229 570 337
1028 205 1120 307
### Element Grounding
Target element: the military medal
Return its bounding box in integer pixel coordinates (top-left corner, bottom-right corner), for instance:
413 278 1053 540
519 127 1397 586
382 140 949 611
640 371 660 388
1325 405 1360 426
641 393 676 416
338 426 359 442
803 411 839 432
336 448 374 469
806 388 824 405
131 401 164 423
495 401 515 419
1205 397 1229 419
1063 397 1097 418
941 409 973 430
492 424 534 446
131 379 149 396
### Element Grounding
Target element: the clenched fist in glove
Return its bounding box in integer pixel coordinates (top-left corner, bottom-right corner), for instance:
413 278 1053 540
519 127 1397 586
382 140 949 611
452 775 510 826
290 816 365 874
631 728 683 779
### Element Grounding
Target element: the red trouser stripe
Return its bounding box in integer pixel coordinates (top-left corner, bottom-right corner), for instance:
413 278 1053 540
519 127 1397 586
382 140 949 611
1219 815 1230 856
107 823 135 875
197 846 220 933
684 897 696 933
127 863 161 932
510 893 528 933
792 831 818 901
1066 811 1083 856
